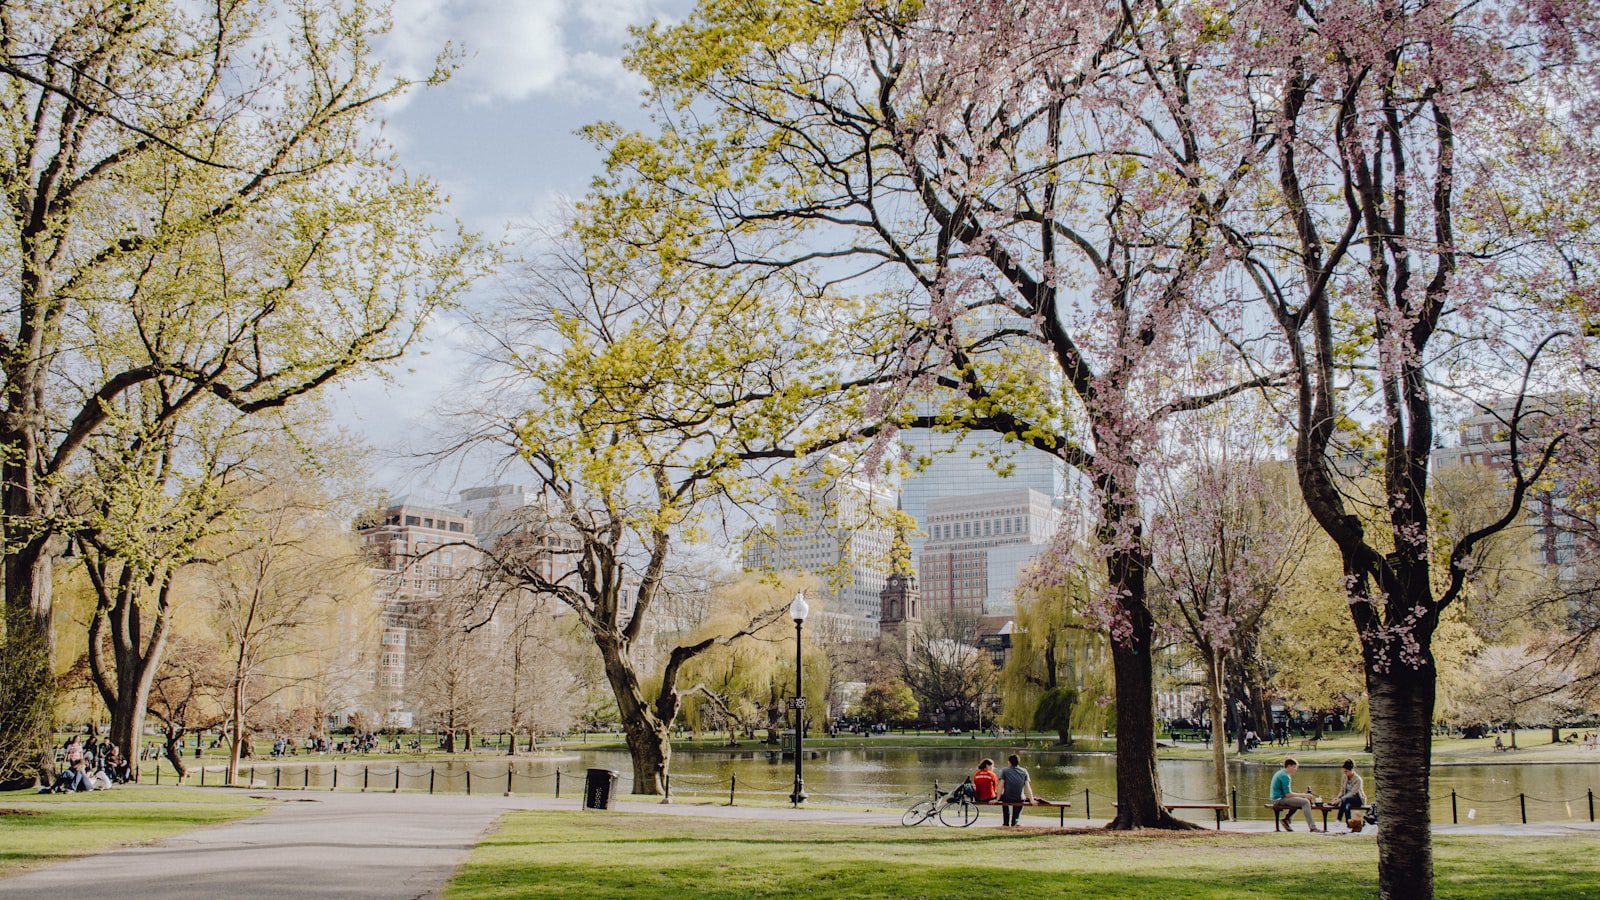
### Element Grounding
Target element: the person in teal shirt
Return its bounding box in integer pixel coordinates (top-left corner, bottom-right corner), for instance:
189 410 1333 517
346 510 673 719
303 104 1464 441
1270 758 1321 831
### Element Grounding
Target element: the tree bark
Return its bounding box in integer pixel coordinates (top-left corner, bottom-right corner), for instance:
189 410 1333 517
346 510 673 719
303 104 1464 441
163 729 189 781
1367 660 1436 899
622 720 669 796
227 676 246 785
1105 546 1194 830
1206 647 1230 817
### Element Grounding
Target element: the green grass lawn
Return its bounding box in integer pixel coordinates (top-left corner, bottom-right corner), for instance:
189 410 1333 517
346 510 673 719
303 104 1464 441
0 788 267 876
445 811 1600 899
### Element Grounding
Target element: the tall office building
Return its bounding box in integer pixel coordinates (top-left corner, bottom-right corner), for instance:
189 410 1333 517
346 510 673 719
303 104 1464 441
917 488 1061 618
899 427 1067 559
743 454 896 642
357 499 478 726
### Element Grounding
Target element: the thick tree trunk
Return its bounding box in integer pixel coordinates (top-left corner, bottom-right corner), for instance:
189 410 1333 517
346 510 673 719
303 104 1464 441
623 721 669 796
1206 647 1230 817
1367 661 1436 899
1104 553 1193 830
108 692 152 784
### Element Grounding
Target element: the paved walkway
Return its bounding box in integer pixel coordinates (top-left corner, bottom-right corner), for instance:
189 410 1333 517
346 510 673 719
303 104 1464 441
5 788 1599 898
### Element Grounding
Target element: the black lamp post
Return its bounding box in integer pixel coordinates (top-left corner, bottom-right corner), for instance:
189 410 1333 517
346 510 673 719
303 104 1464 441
789 592 809 806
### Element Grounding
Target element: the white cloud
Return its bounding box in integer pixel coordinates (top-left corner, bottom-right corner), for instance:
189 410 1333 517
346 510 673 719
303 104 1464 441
383 0 666 105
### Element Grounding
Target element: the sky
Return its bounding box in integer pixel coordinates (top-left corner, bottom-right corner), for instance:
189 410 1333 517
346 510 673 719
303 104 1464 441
328 0 690 501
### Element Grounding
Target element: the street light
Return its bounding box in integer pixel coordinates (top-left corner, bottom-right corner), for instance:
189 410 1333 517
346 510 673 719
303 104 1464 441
789 592 809 806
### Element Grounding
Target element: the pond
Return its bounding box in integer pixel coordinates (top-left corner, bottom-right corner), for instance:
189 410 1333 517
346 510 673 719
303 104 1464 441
297 746 1600 827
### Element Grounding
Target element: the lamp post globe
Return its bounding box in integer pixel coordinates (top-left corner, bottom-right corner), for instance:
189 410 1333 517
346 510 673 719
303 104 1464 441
790 592 808 806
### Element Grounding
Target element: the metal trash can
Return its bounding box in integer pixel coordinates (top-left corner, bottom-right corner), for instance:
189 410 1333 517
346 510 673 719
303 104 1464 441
583 768 619 810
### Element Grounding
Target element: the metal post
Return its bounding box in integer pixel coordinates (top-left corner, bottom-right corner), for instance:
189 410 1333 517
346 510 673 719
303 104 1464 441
201 766 205 787
1590 789 1594 823
1520 793 1527 824
249 766 255 787
155 764 160 785
305 767 310 789
276 767 281 788
730 774 736 806
790 613 806 806
933 780 940 802
508 765 514 795
555 770 561 798
429 768 435 794
1452 789 1458 824
664 773 670 801
1085 788 1091 820
333 767 338 790
1231 788 1237 821
467 769 472 794
364 766 369 791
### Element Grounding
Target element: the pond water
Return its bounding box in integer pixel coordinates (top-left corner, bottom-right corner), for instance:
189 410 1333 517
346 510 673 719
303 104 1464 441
286 746 1600 827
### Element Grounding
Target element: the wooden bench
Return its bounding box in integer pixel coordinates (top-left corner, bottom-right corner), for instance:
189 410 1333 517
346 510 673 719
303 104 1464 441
1113 802 1229 829
1264 802 1373 831
979 799 1073 826
1297 737 1319 750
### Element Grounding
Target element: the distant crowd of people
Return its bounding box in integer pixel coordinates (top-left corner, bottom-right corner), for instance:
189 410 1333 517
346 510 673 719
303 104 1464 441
39 736 131 793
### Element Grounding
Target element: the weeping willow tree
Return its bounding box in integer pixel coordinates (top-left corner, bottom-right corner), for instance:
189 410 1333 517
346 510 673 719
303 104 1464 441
1000 573 1112 742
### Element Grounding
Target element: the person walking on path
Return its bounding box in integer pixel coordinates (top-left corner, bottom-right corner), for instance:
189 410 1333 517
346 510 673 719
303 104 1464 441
1270 758 1321 832
998 754 1034 827
1334 759 1366 824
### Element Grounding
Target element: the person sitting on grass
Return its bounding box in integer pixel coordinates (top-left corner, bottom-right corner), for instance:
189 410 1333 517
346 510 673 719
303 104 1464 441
972 759 999 803
1270 758 1321 832
998 754 1035 827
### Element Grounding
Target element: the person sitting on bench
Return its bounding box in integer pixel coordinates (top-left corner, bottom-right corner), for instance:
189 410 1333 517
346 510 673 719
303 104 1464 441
998 754 1035 827
1271 758 1321 832
1334 758 1366 824
972 758 999 804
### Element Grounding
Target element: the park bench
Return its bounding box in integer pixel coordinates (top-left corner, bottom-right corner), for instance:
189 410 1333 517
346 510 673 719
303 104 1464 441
979 799 1074 827
1112 802 1230 829
1297 737 1319 750
1264 802 1373 831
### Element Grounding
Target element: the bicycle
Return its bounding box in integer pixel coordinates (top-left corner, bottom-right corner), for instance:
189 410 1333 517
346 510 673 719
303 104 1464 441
902 779 980 827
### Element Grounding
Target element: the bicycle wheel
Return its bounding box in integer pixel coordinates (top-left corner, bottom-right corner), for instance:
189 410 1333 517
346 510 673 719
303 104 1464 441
940 800 979 827
902 799 938 826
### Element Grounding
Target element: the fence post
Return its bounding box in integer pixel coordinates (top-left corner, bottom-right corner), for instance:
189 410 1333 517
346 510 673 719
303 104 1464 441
276 767 281 788
933 781 940 802
664 773 670 801
1590 789 1594 823
364 766 369 792
200 766 205 787
155 764 160 785
555 770 561 798
249 766 255 787
1520 793 1527 824
332 767 338 791
305 767 310 790
1085 788 1091 820
1231 788 1237 821
429 768 436 794
1451 789 1458 824
507 764 514 796
466 769 472 794
730 773 736 807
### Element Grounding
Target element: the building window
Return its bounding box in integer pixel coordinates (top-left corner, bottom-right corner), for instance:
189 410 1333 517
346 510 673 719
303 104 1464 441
405 515 420 526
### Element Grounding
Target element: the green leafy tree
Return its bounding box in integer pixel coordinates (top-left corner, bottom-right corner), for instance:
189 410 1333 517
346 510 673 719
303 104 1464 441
0 0 477 774
1032 687 1079 745
854 678 918 727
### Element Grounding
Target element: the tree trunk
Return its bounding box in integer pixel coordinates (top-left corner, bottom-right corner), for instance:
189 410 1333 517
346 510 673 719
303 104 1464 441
526 727 536 753
1104 547 1194 830
227 677 246 785
1367 660 1436 899
164 730 189 781
464 729 473 752
1313 711 1325 740
1551 726 1560 744
1206 647 1230 817
623 720 669 795
108 691 152 785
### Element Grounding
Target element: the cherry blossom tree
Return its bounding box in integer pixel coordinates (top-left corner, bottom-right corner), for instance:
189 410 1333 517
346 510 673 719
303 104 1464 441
601 0 1280 829
1221 1 1600 893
